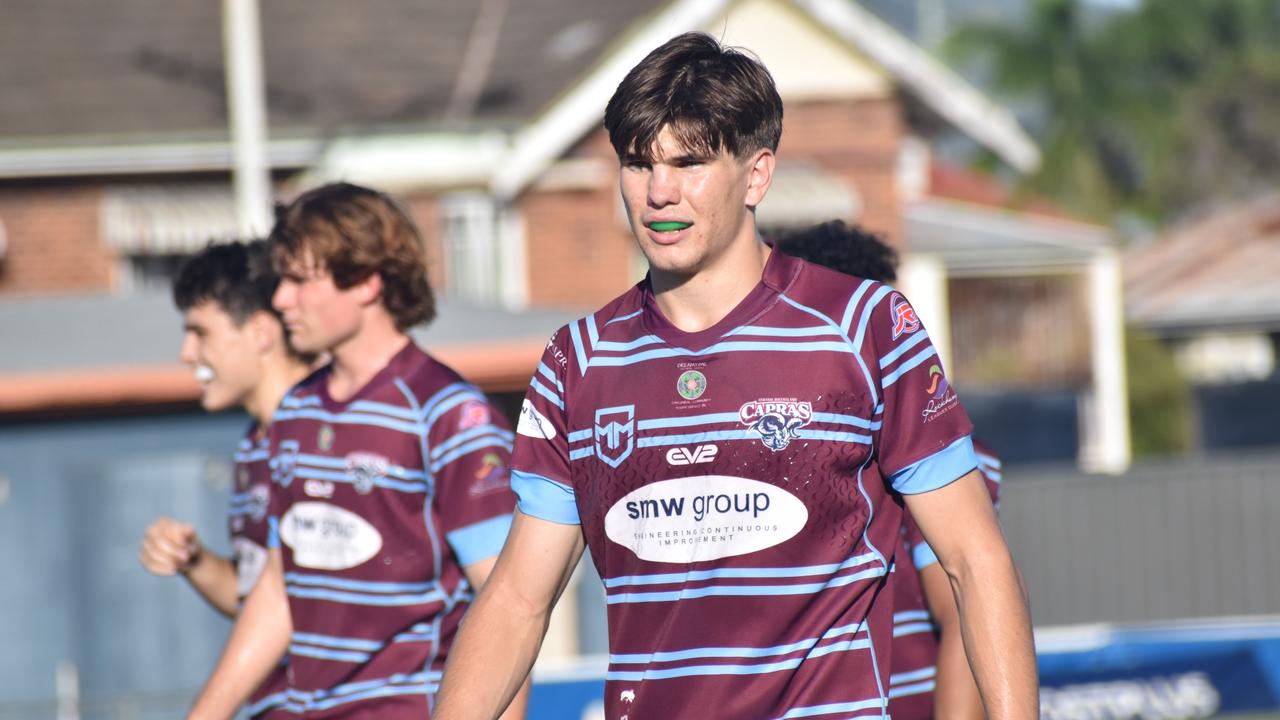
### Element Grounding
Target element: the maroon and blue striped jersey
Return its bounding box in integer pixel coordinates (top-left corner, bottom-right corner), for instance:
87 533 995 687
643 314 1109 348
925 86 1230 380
266 342 516 717
889 439 1003 717
511 251 978 719
230 427 289 719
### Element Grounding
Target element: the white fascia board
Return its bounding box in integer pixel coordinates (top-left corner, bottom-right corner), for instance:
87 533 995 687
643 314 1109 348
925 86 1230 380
491 0 732 201
302 131 511 191
795 0 1042 174
0 139 322 179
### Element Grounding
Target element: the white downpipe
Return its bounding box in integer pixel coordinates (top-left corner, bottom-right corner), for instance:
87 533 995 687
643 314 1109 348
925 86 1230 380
899 253 952 373
1082 249 1131 474
222 0 273 238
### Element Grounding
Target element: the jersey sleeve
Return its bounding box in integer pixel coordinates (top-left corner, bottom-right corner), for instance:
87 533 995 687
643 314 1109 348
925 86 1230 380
863 288 977 495
426 389 518 567
508 328 579 525
903 441 1004 570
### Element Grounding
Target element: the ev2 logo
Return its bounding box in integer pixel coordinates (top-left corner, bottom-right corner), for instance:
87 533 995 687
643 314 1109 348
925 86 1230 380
665 444 718 466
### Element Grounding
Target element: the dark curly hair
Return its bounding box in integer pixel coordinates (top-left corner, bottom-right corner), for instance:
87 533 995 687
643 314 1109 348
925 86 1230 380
269 183 436 330
173 239 278 323
774 220 898 284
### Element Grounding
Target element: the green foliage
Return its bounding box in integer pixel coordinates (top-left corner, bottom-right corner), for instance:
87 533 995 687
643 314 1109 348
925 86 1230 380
1125 327 1194 458
946 0 1280 223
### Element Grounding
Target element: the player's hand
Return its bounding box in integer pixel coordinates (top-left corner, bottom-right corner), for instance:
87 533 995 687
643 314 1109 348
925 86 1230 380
139 517 203 576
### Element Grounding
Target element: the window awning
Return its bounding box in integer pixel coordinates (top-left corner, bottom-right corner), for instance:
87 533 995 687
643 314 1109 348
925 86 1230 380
906 197 1111 276
102 184 240 254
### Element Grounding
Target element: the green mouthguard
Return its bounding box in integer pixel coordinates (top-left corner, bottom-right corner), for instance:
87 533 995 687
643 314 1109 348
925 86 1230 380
650 221 691 232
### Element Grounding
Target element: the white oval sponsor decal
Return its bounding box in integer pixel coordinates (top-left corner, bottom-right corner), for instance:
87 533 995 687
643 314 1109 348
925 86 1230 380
233 537 269 597
279 501 383 570
604 475 808 563
517 398 557 439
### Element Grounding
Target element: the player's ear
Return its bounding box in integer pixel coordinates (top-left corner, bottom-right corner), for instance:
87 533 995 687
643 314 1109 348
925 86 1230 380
744 148 775 209
352 272 384 308
250 311 281 354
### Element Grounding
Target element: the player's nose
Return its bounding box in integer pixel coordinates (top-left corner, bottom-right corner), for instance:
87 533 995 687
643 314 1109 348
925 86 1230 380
647 166 680 207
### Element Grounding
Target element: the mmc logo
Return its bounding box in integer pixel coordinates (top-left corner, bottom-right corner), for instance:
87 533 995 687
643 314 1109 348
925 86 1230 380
594 405 635 468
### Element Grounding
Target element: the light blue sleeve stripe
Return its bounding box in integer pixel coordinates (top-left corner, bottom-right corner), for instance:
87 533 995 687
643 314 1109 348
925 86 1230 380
511 470 580 525
840 279 875 334
267 516 279 549
446 513 514 566
880 346 938 390
568 321 589 376
585 313 600 347
536 362 564 393
912 540 939 570
430 435 513 473
852 285 893 352
879 330 931 369
891 435 978 495
530 378 565 410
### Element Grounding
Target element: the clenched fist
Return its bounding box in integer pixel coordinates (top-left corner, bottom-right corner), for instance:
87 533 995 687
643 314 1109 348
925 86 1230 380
139 517 204 576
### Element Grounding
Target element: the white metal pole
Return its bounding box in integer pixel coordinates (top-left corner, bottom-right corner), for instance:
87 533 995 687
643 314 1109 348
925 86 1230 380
1083 249 1132 474
222 0 272 238
899 253 952 373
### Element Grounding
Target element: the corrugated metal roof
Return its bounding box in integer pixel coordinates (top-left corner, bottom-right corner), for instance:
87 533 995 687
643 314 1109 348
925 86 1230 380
0 292 577 375
906 197 1111 276
1125 193 1280 333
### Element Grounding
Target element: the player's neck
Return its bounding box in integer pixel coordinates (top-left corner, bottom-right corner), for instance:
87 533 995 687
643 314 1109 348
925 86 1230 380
245 354 313 432
651 233 770 333
326 309 410 403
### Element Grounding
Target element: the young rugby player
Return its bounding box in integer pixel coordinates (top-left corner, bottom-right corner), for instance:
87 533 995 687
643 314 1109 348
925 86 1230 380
140 240 312 719
187 184 526 719
436 33 1036 719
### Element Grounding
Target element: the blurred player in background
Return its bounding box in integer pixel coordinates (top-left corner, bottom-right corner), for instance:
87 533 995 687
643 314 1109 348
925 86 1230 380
140 240 313 719
435 32 1035 720
775 219 1008 719
187 183 526 719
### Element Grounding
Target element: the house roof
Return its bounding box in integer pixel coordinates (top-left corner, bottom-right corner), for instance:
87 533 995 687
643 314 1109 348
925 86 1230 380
0 293 577 414
1126 193 1280 334
0 0 663 144
1 0 1037 186
494 0 1039 198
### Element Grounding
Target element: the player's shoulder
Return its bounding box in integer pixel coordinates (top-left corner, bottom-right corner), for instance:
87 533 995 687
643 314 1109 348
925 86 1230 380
278 364 330 410
547 282 648 353
775 252 894 328
394 344 478 406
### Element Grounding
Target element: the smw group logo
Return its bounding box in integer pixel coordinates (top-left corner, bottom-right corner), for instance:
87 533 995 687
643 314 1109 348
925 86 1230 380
604 475 809 562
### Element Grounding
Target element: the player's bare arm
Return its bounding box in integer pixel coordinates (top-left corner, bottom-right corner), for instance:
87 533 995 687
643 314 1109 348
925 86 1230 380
436 510 586 720
460 554 535 720
919 561 984 720
139 517 238 617
188 549 291 720
904 470 1038 719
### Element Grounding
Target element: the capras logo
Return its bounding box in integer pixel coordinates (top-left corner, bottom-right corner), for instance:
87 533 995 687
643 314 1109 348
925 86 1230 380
738 400 813 424
665 444 718 466
739 399 813 451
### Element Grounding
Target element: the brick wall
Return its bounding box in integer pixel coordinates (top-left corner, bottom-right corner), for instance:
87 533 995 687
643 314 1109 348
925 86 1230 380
0 182 113 295
779 96 904 248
